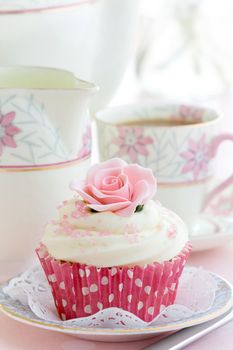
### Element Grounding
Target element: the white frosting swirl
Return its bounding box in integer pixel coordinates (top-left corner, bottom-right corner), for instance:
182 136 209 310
42 198 188 267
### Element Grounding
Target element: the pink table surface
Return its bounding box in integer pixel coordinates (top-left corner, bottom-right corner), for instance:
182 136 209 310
1 242 233 350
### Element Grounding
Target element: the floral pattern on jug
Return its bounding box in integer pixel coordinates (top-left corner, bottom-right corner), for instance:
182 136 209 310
77 125 92 160
0 111 21 156
0 94 90 166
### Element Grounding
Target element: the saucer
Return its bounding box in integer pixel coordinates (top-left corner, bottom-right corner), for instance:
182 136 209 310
190 181 233 251
190 215 233 252
0 267 232 342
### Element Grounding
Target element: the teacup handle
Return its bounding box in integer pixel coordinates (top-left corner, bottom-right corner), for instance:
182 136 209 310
202 133 233 211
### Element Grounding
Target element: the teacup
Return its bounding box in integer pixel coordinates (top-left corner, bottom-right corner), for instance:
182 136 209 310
95 104 233 231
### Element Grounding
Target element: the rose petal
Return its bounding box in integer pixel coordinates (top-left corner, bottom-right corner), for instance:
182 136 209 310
84 184 129 204
123 164 156 195
73 187 101 205
94 167 122 188
101 176 121 191
100 174 130 198
117 180 150 216
87 158 127 184
100 174 127 191
132 180 151 201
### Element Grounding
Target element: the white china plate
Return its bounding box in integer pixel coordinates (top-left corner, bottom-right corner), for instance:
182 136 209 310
0 269 232 342
190 216 233 252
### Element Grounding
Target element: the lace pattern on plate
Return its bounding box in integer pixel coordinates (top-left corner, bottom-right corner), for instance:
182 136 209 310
1 266 231 329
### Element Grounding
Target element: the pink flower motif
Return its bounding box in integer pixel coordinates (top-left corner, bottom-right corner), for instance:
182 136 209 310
77 125 91 159
112 127 153 162
173 105 204 123
208 194 233 217
0 111 21 156
71 158 157 217
180 135 210 180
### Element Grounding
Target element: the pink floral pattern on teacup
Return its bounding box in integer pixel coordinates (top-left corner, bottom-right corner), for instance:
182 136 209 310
208 194 233 217
112 127 153 162
98 106 218 183
173 105 205 123
71 158 157 216
180 134 210 180
77 125 92 159
0 111 21 156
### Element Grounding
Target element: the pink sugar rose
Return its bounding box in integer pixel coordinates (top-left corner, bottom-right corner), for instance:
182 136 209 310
71 158 157 216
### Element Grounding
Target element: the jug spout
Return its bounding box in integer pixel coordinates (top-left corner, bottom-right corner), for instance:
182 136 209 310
0 66 98 91
0 66 98 166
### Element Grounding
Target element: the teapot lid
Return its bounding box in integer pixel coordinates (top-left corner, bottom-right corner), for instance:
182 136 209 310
0 0 94 14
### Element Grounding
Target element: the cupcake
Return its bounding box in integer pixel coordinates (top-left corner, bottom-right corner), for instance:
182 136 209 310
37 158 191 322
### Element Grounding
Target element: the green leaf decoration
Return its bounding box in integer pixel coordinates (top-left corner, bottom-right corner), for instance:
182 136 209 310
135 204 144 213
90 208 98 213
90 205 144 214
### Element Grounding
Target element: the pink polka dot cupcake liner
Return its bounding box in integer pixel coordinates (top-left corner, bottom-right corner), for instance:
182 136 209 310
36 242 192 322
